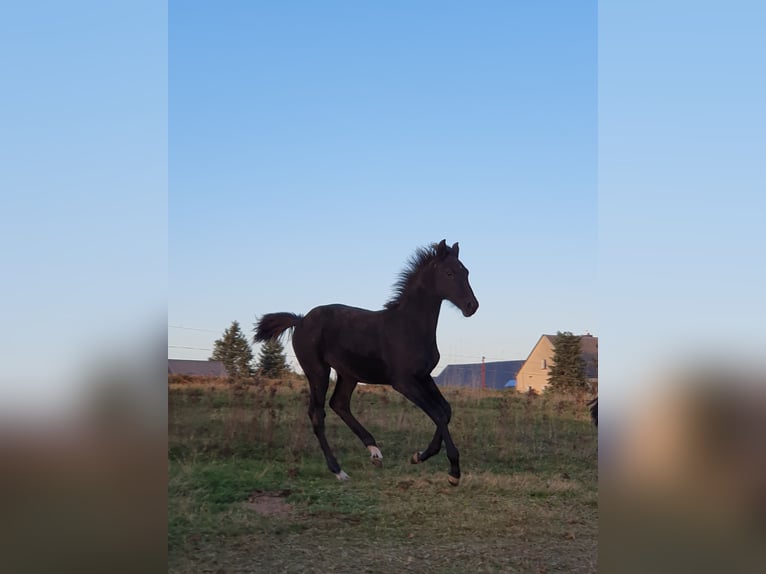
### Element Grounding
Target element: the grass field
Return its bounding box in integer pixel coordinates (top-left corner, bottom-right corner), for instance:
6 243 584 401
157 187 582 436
168 378 598 573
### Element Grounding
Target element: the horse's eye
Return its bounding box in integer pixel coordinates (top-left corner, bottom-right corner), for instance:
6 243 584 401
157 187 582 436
446 269 454 277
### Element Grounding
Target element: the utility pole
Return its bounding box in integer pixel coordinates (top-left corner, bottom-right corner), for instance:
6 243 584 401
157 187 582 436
481 356 486 389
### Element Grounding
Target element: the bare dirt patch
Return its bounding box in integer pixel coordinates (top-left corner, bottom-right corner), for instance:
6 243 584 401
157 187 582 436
243 490 292 518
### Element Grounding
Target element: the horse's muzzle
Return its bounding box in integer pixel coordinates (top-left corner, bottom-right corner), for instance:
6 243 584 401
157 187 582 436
462 298 479 317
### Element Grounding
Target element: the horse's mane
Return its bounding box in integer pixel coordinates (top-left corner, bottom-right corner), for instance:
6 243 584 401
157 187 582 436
383 243 439 310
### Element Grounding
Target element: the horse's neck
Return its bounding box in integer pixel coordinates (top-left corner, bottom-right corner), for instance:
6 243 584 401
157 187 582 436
396 287 443 337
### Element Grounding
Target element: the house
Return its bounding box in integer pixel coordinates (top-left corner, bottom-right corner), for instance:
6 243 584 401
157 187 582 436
434 360 525 390
168 359 228 378
515 334 598 394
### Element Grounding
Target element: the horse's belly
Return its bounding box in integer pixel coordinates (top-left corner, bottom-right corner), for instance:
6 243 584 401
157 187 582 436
328 349 388 385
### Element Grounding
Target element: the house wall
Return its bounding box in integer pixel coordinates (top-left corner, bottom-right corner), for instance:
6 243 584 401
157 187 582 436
516 336 555 394
516 334 599 394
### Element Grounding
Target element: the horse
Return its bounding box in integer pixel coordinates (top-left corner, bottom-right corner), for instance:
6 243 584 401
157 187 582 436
587 396 598 427
254 239 479 486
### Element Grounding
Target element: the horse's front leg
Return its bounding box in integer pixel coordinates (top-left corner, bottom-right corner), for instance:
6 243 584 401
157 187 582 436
410 428 443 464
394 376 460 486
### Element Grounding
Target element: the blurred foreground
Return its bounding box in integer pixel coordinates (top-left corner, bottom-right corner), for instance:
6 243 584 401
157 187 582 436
602 366 766 572
0 355 167 574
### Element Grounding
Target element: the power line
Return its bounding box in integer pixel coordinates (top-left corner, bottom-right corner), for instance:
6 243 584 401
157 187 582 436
168 326 506 365
441 353 510 362
168 325 220 333
168 345 211 351
167 344 299 361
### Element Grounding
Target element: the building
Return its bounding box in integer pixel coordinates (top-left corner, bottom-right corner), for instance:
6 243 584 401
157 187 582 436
168 359 228 378
515 334 598 394
434 360 525 390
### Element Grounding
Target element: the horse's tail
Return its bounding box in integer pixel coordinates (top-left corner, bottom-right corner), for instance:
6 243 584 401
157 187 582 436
254 312 303 342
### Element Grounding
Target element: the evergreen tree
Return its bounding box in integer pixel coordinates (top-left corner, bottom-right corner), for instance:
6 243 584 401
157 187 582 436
257 338 289 378
210 321 255 380
546 331 588 394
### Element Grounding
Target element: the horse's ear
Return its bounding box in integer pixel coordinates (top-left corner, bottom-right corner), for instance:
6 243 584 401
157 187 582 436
436 239 448 258
451 242 459 257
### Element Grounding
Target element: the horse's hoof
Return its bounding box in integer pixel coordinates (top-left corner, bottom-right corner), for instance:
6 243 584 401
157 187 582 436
448 475 460 487
368 446 383 467
410 452 421 464
335 470 350 481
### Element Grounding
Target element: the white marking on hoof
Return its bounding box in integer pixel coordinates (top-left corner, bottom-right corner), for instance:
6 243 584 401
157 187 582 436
335 470 350 481
368 445 383 466
410 451 422 464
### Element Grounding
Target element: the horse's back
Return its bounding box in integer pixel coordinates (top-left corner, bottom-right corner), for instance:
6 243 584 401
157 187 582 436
293 304 388 383
296 303 382 344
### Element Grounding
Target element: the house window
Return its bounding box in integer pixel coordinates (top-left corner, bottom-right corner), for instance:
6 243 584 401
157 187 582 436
541 359 547 370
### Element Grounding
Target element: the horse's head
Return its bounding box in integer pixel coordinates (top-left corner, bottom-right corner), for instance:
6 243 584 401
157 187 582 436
433 239 479 317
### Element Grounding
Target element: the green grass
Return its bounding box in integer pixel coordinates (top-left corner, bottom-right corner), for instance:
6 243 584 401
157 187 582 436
169 380 598 573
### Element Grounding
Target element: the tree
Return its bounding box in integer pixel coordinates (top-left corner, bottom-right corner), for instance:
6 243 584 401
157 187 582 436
257 338 289 378
546 331 588 395
210 321 255 380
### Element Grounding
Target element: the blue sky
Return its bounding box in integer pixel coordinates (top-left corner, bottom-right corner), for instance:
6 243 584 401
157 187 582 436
599 0 765 410
1 1 762 416
1 1 166 412
169 1 597 374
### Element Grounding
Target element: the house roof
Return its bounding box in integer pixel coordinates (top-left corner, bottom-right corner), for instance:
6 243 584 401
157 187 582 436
168 359 228 378
434 360 525 390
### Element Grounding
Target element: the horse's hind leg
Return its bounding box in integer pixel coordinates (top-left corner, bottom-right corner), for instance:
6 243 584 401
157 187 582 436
298 356 348 480
329 373 382 466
